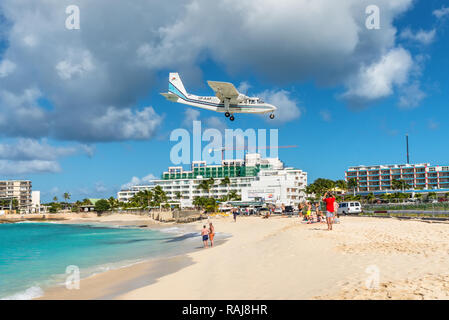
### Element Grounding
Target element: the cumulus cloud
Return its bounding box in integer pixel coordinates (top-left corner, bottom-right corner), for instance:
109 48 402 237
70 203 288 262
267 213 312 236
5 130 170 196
182 108 201 127
0 0 419 143
433 6 449 19
342 48 413 106
398 81 426 109
259 90 302 123
0 138 95 175
121 173 157 190
0 139 78 161
0 160 61 176
400 28 436 45
0 59 16 77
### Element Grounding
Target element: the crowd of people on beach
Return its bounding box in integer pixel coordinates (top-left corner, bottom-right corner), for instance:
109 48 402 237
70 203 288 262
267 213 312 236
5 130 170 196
298 192 340 231
200 192 341 247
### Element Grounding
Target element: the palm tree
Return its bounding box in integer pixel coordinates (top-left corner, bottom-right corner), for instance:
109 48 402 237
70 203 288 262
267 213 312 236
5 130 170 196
197 178 214 198
347 178 358 196
220 176 231 200
53 196 58 203
63 192 71 210
108 196 118 212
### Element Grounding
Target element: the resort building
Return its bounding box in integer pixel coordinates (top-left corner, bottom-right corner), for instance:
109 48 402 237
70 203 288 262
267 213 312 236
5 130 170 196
118 153 308 207
346 163 449 193
0 180 32 213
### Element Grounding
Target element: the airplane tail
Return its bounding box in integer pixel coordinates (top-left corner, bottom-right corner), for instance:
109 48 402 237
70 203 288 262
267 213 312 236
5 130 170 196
168 72 188 98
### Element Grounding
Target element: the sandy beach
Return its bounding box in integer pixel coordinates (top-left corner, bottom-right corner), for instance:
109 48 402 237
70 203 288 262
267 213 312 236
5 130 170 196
38 215 449 300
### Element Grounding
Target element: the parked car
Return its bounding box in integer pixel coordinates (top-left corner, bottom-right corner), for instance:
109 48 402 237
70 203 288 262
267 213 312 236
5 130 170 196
284 205 294 214
273 207 283 214
337 202 362 215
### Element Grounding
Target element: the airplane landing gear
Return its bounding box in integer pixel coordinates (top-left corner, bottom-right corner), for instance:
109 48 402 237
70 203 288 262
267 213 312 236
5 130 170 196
225 112 231 118
229 115 235 121
270 113 275 119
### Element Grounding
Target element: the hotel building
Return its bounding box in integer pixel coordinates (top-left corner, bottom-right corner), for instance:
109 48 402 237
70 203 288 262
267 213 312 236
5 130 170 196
345 163 449 193
0 180 32 213
118 153 308 207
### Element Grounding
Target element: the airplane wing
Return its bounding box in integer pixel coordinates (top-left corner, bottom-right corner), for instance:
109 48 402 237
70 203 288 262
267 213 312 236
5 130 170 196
207 81 240 101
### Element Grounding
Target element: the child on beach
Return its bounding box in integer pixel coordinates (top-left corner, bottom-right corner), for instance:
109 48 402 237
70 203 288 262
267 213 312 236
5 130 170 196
201 225 209 248
209 223 215 247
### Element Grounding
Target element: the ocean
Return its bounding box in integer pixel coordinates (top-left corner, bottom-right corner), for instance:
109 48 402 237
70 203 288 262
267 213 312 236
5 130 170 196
0 222 203 299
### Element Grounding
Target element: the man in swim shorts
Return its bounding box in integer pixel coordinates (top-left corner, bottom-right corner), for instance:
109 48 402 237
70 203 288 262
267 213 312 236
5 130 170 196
323 192 336 231
201 225 209 248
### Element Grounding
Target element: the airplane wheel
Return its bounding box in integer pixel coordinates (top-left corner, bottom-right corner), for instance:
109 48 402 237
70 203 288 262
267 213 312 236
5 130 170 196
225 112 230 118
270 114 275 119
229 115 235 121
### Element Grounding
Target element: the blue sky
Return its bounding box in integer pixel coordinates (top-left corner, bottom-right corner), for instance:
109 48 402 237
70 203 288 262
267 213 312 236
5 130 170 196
0 0 448 202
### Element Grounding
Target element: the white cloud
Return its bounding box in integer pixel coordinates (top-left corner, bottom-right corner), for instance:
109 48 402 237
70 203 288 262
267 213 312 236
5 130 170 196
342 48 413 105
182 108 201 127
237 82 252 94
0 0 418 142
55 50 94 80
0 160 61 176
258 90 302 123
400 28 436 45
0 59 16 77
433 6 449 19
0 139 78 161
55 106 163 142
121 174 157 190
398 81 426 109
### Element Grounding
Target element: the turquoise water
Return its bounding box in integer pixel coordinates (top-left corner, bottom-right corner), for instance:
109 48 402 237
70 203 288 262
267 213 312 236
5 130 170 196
0 222 201 299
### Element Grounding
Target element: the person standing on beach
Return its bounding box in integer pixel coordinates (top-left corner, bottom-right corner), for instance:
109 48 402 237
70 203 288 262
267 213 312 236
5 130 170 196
209 222 215 247
201 225 209 248
323 192 336 231
233 208 237 222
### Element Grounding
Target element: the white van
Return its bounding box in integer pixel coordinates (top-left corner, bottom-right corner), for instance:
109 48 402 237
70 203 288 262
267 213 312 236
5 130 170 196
337 202 362 215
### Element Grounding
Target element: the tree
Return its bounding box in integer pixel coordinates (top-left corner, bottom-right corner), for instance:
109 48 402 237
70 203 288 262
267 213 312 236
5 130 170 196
62 192 71 209
53 196 58 203
347 178 358 196
306 178 335 198
197 178 215 198
175 191 182 200
365 192 376 204
392 179 409 191
95 199 111 215
335 180 348 192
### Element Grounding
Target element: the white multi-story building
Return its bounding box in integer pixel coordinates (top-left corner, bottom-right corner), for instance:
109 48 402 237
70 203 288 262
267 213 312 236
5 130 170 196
118 153 307 207
241 168 307 205
346 163 449 193
0 180 32 213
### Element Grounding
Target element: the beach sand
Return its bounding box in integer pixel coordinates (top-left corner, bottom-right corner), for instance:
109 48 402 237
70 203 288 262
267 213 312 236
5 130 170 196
38 215 449 300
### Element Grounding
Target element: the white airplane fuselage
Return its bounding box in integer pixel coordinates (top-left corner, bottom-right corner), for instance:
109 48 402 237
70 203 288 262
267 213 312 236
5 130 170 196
164 81 276 114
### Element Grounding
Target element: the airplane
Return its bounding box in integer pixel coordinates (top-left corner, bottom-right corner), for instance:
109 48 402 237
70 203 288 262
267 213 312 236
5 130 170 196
161 73 277 121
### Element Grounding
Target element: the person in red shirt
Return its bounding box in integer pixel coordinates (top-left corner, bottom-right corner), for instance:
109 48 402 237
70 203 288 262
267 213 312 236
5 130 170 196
322 191 336 231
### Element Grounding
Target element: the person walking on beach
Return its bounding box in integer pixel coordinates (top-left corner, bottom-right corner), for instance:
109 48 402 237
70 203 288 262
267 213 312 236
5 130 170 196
233 208 237 222
323 191 336 231
209 222 215 247
201 225 209 248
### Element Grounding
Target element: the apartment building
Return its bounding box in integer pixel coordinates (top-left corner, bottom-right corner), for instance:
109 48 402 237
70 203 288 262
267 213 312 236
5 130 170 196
0 180 32 213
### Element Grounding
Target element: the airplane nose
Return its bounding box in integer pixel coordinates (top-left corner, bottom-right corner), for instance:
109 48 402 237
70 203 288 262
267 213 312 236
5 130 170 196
272 105 277 111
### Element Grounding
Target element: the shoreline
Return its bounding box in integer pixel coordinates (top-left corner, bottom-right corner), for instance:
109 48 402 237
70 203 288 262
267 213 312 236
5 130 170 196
9 214 449 300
